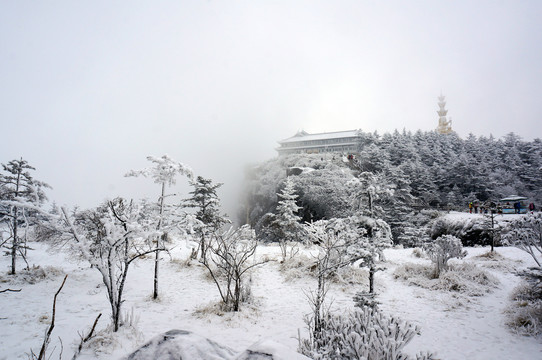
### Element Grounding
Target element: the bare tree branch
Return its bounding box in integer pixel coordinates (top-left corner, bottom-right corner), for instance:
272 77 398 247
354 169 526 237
35 275 68 360
0 288 21 293
71 313 102 360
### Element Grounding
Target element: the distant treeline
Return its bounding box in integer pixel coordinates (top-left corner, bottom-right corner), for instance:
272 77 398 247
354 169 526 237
355 130 542 207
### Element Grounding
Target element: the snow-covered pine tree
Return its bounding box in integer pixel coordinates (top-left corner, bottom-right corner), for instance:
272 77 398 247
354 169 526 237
330 215 392 293
183 176 229 262
0 158 51 274
348 171 392 219
125 154 193 299
379 166 418 244
360 217 392 293
272 176 303 261
345 169 394 292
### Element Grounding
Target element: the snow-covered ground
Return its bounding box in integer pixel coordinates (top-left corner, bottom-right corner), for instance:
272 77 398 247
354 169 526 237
1 240 542 359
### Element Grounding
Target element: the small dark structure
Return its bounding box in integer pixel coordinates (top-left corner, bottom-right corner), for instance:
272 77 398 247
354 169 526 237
500 195 528 214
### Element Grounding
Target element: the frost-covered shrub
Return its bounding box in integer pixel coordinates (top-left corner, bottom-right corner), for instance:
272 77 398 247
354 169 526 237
503 213 542 269
503 215 542 336
0 265 64 284
299 306 433 360
84 320 144 356
279 253 317 280
425 235 467 277
506 298 542 337
505 269 542 337
332 265 368 285
473 250 519 271
279 252 367 285
201 225 267 312
393 262 499 297
353 292 379 308
434 264 498 296
393 263 438 282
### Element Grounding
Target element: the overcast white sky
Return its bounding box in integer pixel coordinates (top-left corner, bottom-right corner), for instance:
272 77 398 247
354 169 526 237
1 1 541 218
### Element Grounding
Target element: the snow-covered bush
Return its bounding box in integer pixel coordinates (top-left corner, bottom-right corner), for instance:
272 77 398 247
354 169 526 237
393 263 434 282
303 220 352 337
201 225 268 312
505 271 542 337
0 265 63 285
473 250 518 271
435 264 498 296
279 253 316 280
60 198 160 332
396 224 430 248
393 262 499 297
298 306 433 360
353 292 379 308
279 251 367 285
503 213 542 268
332 265 368 286
425 235 467 277
431 215 495 247
502 214 542 336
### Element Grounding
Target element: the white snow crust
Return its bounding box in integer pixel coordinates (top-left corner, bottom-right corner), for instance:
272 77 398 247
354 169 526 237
1 239 542 359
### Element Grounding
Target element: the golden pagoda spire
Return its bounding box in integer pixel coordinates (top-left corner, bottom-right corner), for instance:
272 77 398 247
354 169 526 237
436 93 453 134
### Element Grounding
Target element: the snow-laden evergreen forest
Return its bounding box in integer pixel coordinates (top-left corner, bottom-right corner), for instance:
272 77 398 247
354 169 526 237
241 130 542 245
1 131 542 359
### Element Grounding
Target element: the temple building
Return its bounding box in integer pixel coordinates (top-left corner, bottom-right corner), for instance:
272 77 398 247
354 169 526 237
276 129 361 155
436 94 453 134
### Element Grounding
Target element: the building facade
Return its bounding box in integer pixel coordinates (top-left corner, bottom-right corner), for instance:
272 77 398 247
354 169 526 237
277 130 361 155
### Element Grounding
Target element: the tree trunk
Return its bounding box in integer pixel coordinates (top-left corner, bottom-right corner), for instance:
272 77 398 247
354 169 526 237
233 277 240 311
11 211 17 275
10 170 21 275
113 242 130 332
200 233 206 264
369 266 375 294
153 182 166 300
490 213 495 252
112 299 119 332
153 249 159 300
314 272 324 337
